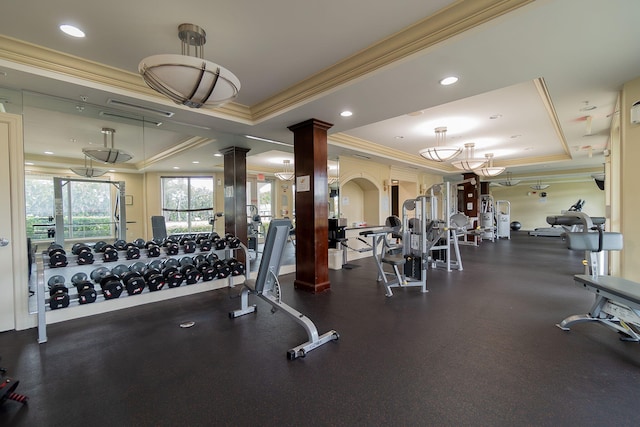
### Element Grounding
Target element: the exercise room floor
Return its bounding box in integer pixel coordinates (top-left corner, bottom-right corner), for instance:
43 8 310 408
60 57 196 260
2 232 639 426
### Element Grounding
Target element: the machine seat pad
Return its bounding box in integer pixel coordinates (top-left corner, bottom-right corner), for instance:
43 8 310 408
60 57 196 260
546 215 606 226
566 232 623 251
574 274 640 309
381 254 406 266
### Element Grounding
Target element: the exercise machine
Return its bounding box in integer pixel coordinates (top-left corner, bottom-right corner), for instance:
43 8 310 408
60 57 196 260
554 212 640 343
425 182 463 271
529 199 587 237
230 219 339 359
479 194 495 242
496 200 511 239
375 193 445 296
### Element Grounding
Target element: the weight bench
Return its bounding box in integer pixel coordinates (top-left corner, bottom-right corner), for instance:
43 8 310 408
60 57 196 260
557 275 640 341
229 219 339 359
555 221 640 341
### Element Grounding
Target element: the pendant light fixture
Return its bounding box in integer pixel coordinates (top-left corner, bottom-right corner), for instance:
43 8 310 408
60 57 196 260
451 143 486 171
419 127 463 162
474 153 505 177
70 154 107 178
83 128 132 164
530 180 550 190
496 172 521 187
139 23 240 109
274 160 294 181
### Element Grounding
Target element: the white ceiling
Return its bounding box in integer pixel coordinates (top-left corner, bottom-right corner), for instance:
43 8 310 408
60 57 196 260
0 0 638 182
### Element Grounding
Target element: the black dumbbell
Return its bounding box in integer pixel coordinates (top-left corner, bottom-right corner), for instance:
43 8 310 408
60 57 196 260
99 274 124 300
192 254 207 268
200 239 212 252
102 245 118 262
195 233 209 244
213 260 231 279
113 239 128 251
214 239 227 250
179 235 195 245
90 267 110 282
48 275 69 309
179 257 193 268
93 241 108 253
180 264 201 285
47 245 68 268
71 272 97 304
77 250 94 265
147 259 164 271
227 258 246 276
163 266 184 288
125 244 141 260
166 235 180 245
133 238 146 249
111 264 130 278
183 239 197 254
227 237 241 249
163 258 180 269
205 253 219 264
146 244 160 258
144 268 165 291
121 271 146 295
165 242 179 255
72 243 94 265
129 262 147 274
71 243 89 255
197 262 216 282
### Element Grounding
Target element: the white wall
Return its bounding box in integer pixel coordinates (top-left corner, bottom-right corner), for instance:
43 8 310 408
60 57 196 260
490 181 605 230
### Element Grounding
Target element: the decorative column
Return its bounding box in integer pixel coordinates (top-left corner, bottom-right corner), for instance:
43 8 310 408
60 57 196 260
288 119 333 293
221 146 250 262
462 172 480 243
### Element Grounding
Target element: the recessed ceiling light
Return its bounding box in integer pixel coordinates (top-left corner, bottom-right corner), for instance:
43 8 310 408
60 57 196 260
340 111 353 117
395 136 404 139
173 166 180 170
59 24 85 38
44 151 54 155
108 169 116 172
213 153 223 157
439 76 458 86
192 161 200 164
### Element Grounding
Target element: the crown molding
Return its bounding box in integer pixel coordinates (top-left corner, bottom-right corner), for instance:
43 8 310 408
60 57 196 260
238 0 535 122
330 132 455 173
0 0 533 128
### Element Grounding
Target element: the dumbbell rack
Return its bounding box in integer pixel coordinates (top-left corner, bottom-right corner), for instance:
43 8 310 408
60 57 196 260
34 244 249 344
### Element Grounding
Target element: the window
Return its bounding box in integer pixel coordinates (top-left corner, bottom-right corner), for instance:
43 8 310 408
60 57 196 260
25 175 54 240
161 176 214 233
25 176 116 240
257 180 273 221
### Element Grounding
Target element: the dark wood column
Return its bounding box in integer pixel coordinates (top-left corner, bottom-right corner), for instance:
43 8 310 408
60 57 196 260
462 172 480 243
221 146 249 262
288 119 333 293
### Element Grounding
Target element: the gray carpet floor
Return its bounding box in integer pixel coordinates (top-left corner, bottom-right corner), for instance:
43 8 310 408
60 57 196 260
1 232 640 426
